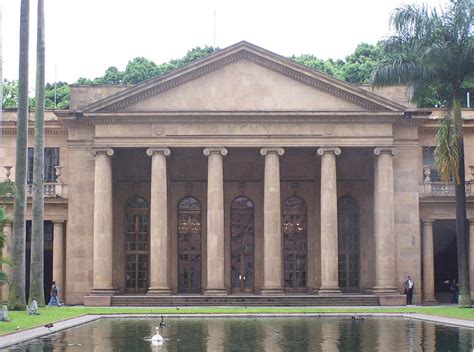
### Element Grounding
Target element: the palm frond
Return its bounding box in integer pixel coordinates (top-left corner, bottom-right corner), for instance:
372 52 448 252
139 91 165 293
0 181 15 198
435 114 461 184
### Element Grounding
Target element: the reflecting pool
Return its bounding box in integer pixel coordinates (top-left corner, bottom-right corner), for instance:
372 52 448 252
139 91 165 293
6 317 474 351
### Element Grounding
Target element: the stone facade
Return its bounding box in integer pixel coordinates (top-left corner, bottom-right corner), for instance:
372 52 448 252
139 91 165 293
1 42 474 305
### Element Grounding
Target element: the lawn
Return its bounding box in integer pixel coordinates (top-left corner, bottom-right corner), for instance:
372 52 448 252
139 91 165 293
1 306 473 335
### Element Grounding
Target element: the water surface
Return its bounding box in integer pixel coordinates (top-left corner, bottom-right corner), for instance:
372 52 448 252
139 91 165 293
6 317 474 351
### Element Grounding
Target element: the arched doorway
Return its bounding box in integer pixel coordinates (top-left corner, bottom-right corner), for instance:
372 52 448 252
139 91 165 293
230 196 255 293
124 195 149 293
282 196 307 292
177 196 202 293
337 195 360 292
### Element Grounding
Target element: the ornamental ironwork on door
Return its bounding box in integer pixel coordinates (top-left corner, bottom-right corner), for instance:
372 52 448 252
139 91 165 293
338 195 360 292
283 196 307 291
230 196 255 293
125 195 149 293
178 196 202 293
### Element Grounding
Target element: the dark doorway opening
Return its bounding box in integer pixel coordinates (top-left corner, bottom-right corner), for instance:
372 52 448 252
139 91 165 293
433 220 457 303
25 221 54 304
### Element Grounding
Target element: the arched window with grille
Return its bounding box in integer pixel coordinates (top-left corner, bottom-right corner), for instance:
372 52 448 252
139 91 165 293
230 196 254 293
338 195 360 292
282 196 307 291
177 196 202 293
125 195 149 293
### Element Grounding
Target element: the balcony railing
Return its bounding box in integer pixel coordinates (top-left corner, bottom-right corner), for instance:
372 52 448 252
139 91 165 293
420 165 474 197
26 182 68 198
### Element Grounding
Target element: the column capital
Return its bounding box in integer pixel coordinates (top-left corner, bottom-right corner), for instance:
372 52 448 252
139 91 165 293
203 147 228 156
422 219 435 225
51 220 65 225
374 147 397 156
260 147 284 156
146 147 171 157
91 148 114 157
317 147 341 156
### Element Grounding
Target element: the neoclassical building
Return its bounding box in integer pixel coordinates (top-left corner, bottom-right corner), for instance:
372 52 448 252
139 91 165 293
1 41 474 306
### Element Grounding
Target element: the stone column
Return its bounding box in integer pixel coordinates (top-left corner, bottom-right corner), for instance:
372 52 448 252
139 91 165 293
422 220 437 303
260 147 285 295
52 221 65 301
91 148 115 294
373 147 397 293
1 221 12 302
204 147 228 295
317 147 341 295
146 148 171 295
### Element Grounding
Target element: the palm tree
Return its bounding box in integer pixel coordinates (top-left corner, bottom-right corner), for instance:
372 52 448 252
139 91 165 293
373 0 474 307
9 0 29 310
29 0 45 306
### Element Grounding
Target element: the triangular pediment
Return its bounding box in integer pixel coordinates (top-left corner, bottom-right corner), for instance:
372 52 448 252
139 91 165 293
81 41 406 114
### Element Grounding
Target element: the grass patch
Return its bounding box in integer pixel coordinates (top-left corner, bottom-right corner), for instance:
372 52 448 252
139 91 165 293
1 306 473 335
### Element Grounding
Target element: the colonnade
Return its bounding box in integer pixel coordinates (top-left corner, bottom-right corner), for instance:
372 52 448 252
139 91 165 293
89 146 397 295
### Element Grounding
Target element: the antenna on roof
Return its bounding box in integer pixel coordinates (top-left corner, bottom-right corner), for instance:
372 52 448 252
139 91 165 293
213 10 217 48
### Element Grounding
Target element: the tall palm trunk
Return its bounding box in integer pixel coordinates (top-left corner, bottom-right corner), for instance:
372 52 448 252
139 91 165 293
453 89 470 307
8 0 29 310
29 0 45 306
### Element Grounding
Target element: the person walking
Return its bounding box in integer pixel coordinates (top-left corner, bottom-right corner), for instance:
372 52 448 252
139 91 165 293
404 275 415 305
48 281 61 307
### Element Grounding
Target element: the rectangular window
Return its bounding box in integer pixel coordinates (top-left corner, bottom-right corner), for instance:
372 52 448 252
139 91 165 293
423 146 442 182
27 148 60 183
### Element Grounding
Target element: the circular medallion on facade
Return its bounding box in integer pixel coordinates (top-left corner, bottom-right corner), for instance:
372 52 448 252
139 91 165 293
324 125 335 136
153 125 165 136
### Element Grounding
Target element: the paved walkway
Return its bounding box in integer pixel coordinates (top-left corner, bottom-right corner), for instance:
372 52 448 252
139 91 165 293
1 310 474 349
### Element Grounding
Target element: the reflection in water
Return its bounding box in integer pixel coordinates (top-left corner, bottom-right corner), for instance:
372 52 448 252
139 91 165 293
5 317 474 351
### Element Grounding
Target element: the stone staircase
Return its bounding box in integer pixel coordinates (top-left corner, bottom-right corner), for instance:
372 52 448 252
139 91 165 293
111 294 380 307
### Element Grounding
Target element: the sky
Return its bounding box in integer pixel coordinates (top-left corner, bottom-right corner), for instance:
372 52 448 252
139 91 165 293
1 0 447 88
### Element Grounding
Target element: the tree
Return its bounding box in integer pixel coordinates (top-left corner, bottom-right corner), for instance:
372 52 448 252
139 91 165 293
2 80 19 109
122 57 159 84
9 0 29 310
373 0 474 307
45 82 70 110
29 0 45 306
342 43 382 83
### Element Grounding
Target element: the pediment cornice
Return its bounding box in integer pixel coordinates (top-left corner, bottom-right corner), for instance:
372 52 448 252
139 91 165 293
79 111 404 125
80 42 406 114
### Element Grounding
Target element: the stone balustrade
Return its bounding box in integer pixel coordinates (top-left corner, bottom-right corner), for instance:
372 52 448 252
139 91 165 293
420 181 473 197
26 182 68 198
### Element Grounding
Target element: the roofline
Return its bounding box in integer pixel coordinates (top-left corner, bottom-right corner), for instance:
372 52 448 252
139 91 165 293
79 41 407 113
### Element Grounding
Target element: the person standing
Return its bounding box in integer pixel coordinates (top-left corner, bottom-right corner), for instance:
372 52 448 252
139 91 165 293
48 281 61 307
404 275 415 305
450 279 459 304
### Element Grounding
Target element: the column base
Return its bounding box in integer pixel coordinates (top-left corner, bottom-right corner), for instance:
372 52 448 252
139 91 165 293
204 288 228 296
318 287 342 296
90 288 117 295
260 288 284 295
84 288 116 307
147 287 172 295
370 286 399 295
422 298 438 306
